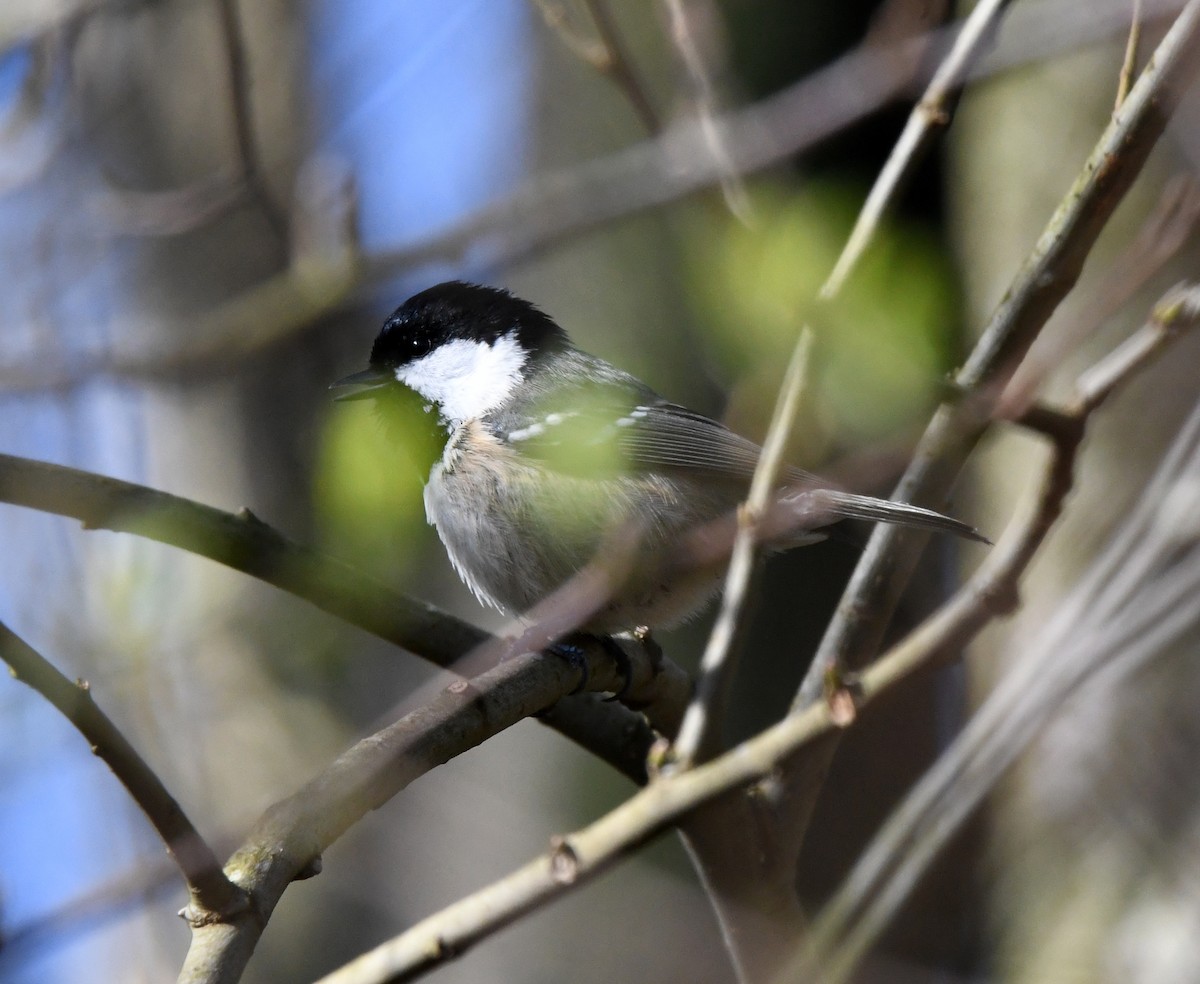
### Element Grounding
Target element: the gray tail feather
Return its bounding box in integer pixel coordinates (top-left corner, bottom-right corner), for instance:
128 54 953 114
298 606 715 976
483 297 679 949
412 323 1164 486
804 489 990 544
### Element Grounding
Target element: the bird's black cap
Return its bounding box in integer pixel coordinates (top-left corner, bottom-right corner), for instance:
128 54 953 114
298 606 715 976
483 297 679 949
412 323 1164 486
368 281 568 370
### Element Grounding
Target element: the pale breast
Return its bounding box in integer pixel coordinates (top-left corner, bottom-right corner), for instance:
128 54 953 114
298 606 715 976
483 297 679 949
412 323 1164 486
423 420 741 630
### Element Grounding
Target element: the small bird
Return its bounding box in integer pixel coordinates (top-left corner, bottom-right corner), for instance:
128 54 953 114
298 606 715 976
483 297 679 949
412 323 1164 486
333 281 981 635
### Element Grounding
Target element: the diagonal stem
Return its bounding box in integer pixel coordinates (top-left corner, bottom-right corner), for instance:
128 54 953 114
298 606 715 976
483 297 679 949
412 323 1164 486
0 620 244 917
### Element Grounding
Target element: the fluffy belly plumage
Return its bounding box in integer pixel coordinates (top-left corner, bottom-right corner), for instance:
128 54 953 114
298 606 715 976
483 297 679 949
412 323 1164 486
424 423 734 633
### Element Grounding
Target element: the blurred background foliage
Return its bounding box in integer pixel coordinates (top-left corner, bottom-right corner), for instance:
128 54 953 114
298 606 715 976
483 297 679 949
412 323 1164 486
2 1 1195 982
684 182 955 452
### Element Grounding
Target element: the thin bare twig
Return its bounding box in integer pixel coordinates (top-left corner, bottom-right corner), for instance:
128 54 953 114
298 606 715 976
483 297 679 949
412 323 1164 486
671 0 1014 771
585 0 661 133
1072 281 1200 412
0 621 244 918
663 0 1005 972
531 0 606 64
798 0 1200 706
0 854 182 964
670 330 814 767
660 0 751 220
798 282 1200 983
996 174 1200 418
1116 0 1145 109
822 0 1015 298
214 0 288 240
533 0 661 134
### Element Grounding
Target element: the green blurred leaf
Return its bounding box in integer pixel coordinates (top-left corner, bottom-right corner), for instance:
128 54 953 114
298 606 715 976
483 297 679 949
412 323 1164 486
685 181 958 448
312 388 441 577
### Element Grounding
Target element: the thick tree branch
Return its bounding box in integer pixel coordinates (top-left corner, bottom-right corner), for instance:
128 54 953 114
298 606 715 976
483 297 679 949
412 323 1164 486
174 513 700 979
177 647 599 983
0 453 687 775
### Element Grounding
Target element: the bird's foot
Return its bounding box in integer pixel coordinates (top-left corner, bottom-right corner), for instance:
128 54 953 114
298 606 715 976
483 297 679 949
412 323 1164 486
604 627 660 703
547 636 591 694
549 633 635 696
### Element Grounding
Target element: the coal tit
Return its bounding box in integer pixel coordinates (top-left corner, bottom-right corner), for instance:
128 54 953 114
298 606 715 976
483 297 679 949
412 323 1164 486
333 281 981 634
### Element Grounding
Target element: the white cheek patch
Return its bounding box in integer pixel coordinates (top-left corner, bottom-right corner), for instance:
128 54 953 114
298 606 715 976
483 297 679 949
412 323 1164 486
394 335 528 423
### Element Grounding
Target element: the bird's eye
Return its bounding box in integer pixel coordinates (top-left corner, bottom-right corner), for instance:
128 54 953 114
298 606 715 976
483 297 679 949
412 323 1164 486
410 336 432 358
